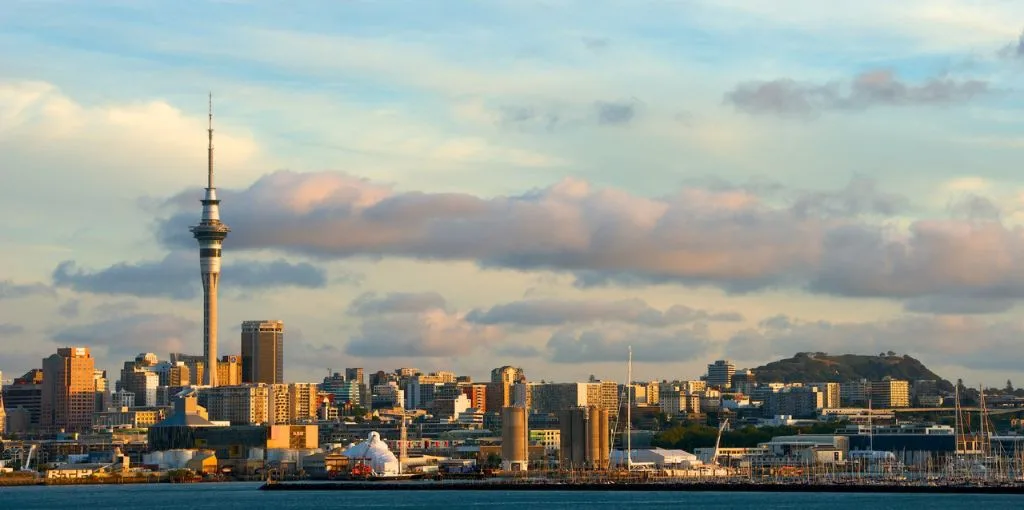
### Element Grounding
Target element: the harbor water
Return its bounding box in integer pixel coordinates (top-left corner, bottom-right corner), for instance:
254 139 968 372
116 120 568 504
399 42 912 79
0 483 1022 509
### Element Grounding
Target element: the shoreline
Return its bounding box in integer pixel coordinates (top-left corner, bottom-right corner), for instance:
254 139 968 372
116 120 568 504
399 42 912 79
259 480 1024 494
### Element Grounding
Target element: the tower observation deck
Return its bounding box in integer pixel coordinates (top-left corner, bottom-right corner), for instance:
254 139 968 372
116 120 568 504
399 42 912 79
189 94 230 387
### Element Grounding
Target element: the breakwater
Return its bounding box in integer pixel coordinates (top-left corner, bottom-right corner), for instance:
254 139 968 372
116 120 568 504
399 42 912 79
260 480 1024 494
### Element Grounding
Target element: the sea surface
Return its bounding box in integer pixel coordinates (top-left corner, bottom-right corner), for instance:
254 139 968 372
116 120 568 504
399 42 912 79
1 483 1023 509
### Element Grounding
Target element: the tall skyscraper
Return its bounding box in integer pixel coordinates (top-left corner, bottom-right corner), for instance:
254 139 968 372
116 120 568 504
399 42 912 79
189 95 230 387
41 347 95 433
241 320 284 384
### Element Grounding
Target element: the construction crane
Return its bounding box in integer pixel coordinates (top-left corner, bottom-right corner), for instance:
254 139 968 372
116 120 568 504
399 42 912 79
21 445 36 473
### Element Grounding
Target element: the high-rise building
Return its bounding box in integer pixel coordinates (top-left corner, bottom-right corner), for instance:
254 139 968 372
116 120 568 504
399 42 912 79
269 383 319 424
808 382 841 409
4 369 43 431
462 383 487 412
241 320 284 384
189 95 230 386
217 355 243 386
93 369 110 412
41 347 95 433
487 366 525 413
119 353 160 407
706 360 736 390
731 369 757 395
344 367 368 406
871 379 910 408
205 384 269 425
344 368 364 385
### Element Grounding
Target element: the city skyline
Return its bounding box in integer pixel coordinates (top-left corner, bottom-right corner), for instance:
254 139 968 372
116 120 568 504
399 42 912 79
2 1 1024 385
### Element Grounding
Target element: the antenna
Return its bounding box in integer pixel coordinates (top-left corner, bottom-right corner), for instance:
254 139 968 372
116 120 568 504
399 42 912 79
207 92 214 189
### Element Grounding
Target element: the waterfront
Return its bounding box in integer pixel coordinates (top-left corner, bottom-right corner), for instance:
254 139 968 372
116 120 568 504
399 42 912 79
1 483 1023 509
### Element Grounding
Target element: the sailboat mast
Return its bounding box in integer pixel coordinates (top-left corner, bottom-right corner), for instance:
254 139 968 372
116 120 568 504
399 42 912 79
954 384 962 455
626 345 632 470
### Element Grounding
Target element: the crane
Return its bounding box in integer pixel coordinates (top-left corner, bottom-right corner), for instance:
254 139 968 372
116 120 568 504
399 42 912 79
21 444 36 472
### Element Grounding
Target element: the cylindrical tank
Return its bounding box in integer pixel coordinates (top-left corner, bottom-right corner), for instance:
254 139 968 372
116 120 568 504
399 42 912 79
597 408 610 469
143 451 165 468
558 409 574 464
166 449 193 469
571 408 586 466
586 407 601 468
501 407 528 468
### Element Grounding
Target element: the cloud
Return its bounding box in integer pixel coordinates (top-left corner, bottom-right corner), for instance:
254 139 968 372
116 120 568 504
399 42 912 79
998 30 1024 59
52 313 198 362
346 309 503 358
494 344 543 358
725 70 989 117
808 220 1024 305
495 98 638 131
0 280 54 300
466 298 741 327
724 314 1024 372
582 37 610 52
57 299 81 319
903 295 1014 315
594 100 636 125
348 291 449 316
547 326 712 363
52 251 328 300
0 323 25 335
150 171 1024 314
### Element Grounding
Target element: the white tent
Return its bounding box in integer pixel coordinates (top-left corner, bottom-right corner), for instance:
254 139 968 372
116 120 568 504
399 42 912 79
341 431 400 475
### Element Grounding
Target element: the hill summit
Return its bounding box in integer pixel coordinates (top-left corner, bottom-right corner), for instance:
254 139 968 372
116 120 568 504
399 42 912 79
752 352 949 388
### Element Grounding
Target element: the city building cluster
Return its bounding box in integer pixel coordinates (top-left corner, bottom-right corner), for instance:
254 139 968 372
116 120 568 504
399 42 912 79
5 343 1016 483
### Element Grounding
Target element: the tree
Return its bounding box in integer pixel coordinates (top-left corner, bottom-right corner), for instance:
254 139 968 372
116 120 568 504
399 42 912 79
1007 380 1015 393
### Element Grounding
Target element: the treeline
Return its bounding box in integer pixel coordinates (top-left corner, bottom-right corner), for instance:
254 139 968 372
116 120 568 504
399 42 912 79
651 423 840 451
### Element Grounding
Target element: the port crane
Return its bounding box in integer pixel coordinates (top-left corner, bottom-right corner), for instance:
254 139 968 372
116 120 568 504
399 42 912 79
21 444 36 473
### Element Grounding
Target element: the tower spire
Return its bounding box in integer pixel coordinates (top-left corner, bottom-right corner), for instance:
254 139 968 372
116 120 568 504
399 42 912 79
208 92 214 190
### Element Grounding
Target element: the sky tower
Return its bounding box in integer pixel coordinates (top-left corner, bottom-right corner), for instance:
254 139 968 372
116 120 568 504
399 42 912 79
190 94 230 386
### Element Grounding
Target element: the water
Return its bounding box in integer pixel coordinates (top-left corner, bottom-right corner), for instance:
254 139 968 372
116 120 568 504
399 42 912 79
0 483 1022 509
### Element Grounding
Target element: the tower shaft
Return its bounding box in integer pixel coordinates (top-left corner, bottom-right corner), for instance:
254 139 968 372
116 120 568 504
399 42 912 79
191 94 230 386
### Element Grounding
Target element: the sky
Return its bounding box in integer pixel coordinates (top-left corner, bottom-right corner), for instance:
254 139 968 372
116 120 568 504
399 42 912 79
2 0 1024 387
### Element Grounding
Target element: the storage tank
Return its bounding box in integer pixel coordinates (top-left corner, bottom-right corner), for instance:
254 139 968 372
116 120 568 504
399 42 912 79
558 407 588 468
501 407 528 472
586 407 601 468
165 449 194 469
143 451 165 468
597 408 610 469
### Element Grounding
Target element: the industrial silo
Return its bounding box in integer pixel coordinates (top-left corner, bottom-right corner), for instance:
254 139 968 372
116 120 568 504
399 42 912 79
501 407 528 472
594 408 609 469
558 407 590 469
587 407 602 468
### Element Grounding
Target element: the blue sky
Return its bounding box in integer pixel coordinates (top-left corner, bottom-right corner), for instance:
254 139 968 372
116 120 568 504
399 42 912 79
2 0 1024 386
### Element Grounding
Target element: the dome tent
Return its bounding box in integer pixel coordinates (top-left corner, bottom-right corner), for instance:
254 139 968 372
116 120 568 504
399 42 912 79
341 431 399 475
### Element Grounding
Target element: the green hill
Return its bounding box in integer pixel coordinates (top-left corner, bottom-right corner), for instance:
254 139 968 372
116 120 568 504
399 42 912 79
752 352 951 390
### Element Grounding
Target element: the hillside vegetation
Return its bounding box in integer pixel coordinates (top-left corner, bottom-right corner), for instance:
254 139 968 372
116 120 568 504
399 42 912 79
752 352 950 389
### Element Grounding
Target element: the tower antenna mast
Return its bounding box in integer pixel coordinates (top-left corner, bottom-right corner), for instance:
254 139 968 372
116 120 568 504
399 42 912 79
208 92 214 189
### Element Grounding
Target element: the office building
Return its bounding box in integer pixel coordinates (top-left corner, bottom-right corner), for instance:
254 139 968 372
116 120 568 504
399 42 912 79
41 347 95 433
93 369 110 412
3 369 43 432
809 382 841 409
731 370 757 395
706 360 736 390
872 379 910 408
241 320 284 384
